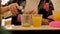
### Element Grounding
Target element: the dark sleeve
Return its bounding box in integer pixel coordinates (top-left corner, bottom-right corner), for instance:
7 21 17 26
38 0 54 19
49 0 54 10
38 0 44 11
46 0 54 16
38 0 44 14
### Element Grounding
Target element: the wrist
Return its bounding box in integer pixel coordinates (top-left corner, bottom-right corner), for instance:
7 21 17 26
7 6 10 11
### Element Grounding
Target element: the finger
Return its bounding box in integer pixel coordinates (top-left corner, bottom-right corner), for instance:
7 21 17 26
12 6 17 16
28 10 34 14
12 4 19 16
9 3 17 16
32 11 34 14
31 10 36 14
9 6 14 16
13 5 19 15
10 6 16 16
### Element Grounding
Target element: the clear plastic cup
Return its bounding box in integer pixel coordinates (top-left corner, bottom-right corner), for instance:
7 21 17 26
32 14 42 27
21 14 31 27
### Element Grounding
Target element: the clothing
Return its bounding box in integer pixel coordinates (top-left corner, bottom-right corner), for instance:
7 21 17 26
38 0 54 19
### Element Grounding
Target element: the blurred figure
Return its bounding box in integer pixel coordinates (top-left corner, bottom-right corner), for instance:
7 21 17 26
38 0 54 24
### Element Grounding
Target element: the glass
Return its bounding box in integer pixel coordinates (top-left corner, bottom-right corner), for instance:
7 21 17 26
5 20 11 26
53 10 60 21
21 14 31 27
32 14 42 27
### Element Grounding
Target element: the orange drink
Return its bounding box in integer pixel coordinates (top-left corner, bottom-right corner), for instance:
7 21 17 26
32 14 42 27
5 20 11 26
53 10 60 21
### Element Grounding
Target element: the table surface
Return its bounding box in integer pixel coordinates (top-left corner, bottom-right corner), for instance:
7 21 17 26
2 18 60 30
3 25 60 30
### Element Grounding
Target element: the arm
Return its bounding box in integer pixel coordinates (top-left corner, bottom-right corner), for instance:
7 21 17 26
1 3 22 16
1 6 9 14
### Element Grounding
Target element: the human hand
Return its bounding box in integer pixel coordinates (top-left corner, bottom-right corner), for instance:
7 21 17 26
28 10 37 14
8 3 23 16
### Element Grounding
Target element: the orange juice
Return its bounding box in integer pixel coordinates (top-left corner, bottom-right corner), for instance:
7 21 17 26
53 11 60 21
32 15 42 27
5 20 11 26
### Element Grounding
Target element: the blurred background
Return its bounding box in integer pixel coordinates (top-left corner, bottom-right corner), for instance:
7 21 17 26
0 0 60 34
1 0 60 26
1 0 60 10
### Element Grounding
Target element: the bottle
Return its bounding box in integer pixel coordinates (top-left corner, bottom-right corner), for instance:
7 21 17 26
12 10 22 25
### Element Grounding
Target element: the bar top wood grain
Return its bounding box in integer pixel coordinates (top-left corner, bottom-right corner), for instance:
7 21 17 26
3 25 60 30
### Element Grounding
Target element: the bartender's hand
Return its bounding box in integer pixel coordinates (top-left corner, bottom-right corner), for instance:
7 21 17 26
28 10 37 14
8 3 23 16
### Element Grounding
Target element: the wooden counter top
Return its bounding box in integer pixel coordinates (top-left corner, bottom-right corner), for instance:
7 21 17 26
2 18 60 30
3 25 60 30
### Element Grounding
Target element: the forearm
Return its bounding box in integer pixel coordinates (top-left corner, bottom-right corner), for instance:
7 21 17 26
1 6 9 13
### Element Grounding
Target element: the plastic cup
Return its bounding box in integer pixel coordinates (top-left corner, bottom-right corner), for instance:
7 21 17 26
32 14 42 27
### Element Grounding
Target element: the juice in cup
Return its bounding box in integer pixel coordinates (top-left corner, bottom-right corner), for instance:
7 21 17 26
53 11 60 21
5 20 11 26
32 14 42 27
21 14 31 27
